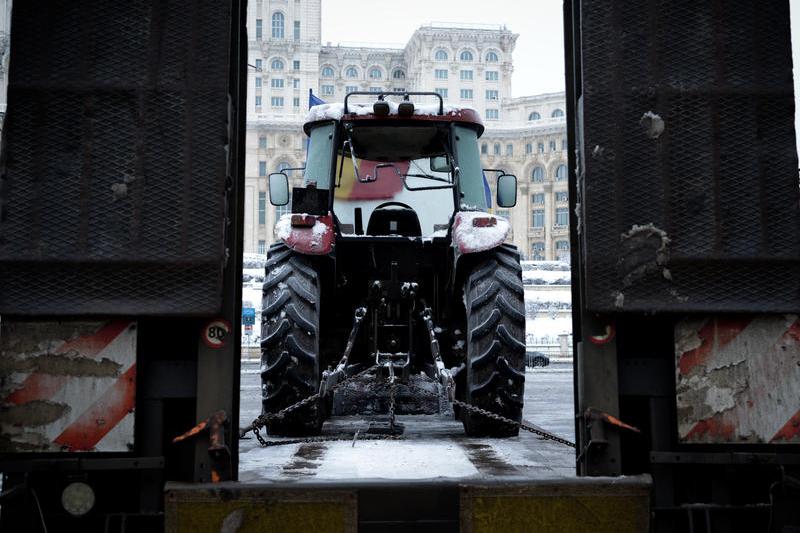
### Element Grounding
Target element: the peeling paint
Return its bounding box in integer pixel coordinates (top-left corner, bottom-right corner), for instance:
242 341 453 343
0 354 122 377
0 400 70 426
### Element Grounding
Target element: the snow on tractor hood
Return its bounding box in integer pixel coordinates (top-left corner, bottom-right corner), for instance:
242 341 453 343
451 211 511 254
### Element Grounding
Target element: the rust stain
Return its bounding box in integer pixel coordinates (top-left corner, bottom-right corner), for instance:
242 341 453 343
678 317 751 375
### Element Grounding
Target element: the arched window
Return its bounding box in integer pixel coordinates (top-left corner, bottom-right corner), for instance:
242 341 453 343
369 67 382 79
493 143 501 155
345 66 358 79
392 69 405 79
278 161 292 177
271 12 284 39
460 50 474 62
486 51 499 62
435 49 448 61
271 58 284 70
481 143 488 155
321 66 334 78
531 167 544 183
528 111 541 121
551 108 565 118
555 164 567 181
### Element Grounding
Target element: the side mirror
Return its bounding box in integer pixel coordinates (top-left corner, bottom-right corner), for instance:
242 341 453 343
268 172 290 206
430 155 450 172
497 174 517 207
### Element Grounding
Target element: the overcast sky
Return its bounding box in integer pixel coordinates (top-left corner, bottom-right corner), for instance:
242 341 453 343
320 0 565 98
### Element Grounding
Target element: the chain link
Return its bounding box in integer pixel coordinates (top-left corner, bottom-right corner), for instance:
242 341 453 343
247 364 378 446
388 377 397 432
253 433 403 447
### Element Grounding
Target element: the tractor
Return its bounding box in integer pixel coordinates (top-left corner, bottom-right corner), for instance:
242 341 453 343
261 92 525 437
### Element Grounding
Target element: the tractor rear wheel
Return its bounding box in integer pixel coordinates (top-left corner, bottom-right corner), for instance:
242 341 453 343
260 243 324 436
461 244 526 437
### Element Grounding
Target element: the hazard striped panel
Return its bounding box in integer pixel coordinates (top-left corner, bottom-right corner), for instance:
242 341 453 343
0 320 137 452
675 315 800 444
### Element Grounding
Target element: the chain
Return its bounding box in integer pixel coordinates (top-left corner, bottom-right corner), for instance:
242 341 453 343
247 364 378 446
254 433 403 447
388 377 397 432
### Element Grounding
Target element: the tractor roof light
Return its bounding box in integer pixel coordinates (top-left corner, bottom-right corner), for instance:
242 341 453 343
397 96 414 116
61 481 95 517
373 95 390 116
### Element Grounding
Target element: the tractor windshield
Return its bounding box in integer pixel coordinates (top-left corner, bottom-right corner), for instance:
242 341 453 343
333 123 456 238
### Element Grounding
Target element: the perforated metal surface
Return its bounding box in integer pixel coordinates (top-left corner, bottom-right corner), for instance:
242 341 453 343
578 0 800 312
0 1 233 315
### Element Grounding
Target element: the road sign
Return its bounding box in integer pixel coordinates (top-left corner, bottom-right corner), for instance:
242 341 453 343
242 307 256 326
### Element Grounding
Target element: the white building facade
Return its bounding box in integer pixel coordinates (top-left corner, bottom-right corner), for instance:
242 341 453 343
246 0 568 260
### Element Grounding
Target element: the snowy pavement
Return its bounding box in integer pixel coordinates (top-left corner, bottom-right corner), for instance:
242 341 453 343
238 362 576 483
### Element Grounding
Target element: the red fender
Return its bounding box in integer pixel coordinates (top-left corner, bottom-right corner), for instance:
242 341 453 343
275 214 335 255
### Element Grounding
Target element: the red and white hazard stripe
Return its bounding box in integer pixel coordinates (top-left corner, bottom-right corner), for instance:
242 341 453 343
2 321 137 452
676 315 800 444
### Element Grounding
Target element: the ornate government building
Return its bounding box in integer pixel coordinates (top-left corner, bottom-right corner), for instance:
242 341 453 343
245 0 568 261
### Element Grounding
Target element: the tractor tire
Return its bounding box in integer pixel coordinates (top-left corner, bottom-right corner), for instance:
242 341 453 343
461 244 526 437
260 243 324 436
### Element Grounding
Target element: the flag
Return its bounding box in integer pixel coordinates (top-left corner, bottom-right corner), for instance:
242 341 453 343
309 88 325 108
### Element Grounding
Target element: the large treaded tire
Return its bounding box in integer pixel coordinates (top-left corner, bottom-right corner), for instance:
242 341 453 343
461 244 526 437
260 243 324 436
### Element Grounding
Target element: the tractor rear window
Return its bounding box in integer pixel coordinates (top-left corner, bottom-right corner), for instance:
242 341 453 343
304 122 335 188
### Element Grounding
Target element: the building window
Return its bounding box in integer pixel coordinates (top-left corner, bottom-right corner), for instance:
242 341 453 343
481 143 488 155
493 143 501 155
257 240 266 255
485 70 499 81
486 51 499 62
278 161 292 176
255 19 263 40
346 66 358 78
486 89 498 100
525 143 532 154
255 59 263 71
435 87 448 98
460 50 474 61
538 143 545 153
369 86 382 92
555 164 567 181
271 96 284 107
485 109 499 119
255 77 262 88
345 85 358 94
435 69 448 80
531 167 544 182
293 97 300 107
293 78 300 88
258 192 266 225
556 240 570 251
369 67 382 79
555 207 569 226
258 161 267 177
255 95 262 107
460 69 473 81
556 191 568 202
293 60 300 70
258 135 267 149
293 20 300 40
552 108 565 118
532 193 544 205
271 78 284 88
435 49 448 61
271 58 284 70
321 66 334 78
505 144 513 156
393 69 405 79
393 87 405 92
528 111 540 121
549 140 556 151
271 12 284 39
562 139 567 150
460 88 473 100
321 84 334 95
531 242 545 260
532 210 545 228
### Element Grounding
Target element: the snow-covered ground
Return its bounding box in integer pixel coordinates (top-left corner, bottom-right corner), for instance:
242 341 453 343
238 362 575 482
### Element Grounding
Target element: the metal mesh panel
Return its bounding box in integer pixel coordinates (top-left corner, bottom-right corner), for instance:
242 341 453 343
0 1 233 315
579 0 800 312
